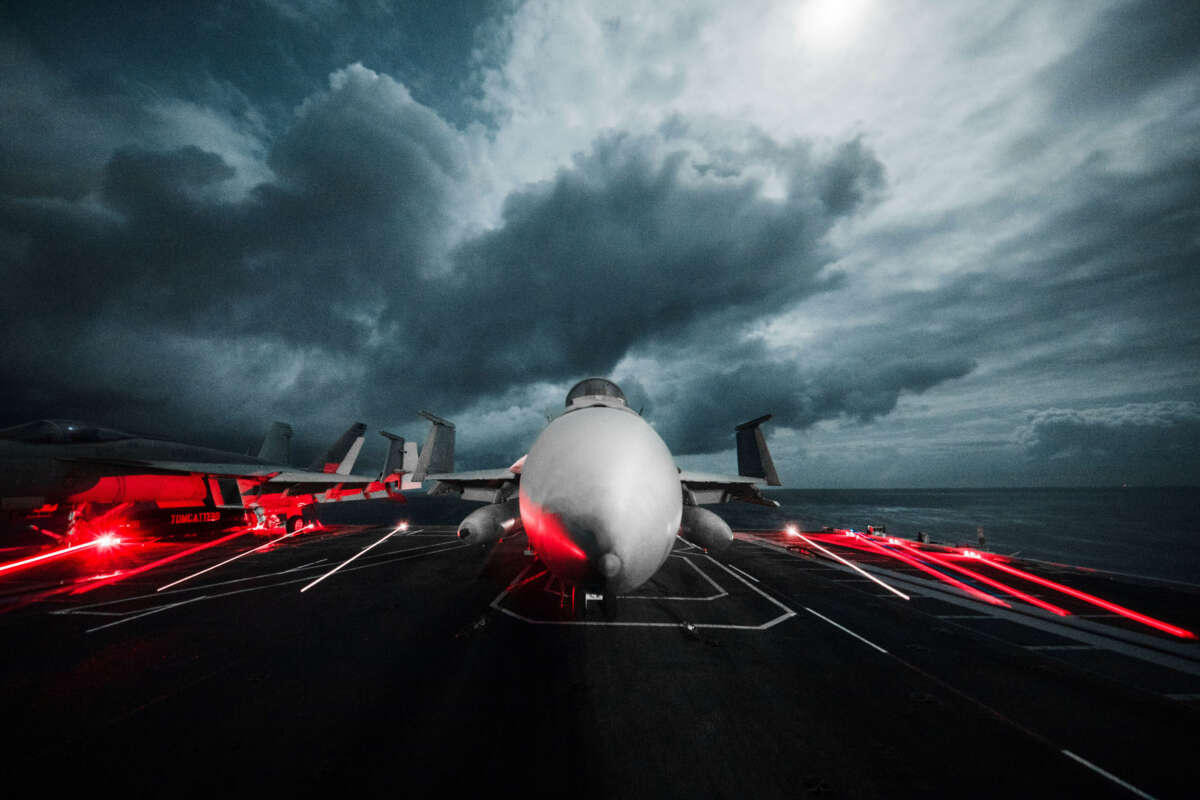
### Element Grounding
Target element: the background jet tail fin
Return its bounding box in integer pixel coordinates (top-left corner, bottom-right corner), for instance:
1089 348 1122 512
256 422 293 464
310 422 367 474
736 414 781 486
378 431 405 480
412 411 455 482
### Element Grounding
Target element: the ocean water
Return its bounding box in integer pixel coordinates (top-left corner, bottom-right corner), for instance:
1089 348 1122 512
322 487 1200 586
716 487 1200 585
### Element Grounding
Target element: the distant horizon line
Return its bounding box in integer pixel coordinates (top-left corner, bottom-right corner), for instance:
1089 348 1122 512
760 485 1200 491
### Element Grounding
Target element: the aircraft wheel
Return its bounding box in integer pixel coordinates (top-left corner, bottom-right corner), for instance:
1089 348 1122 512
285 515 302 534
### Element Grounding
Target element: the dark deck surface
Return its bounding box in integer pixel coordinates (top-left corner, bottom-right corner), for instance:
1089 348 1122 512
2 523 1198 798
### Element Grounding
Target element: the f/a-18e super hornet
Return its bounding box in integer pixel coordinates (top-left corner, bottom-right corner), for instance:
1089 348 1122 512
419 378 780 615
0 418 421 541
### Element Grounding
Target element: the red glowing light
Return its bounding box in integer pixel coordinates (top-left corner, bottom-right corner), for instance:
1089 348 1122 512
67 474 209 504
506 569 549 592
840 534 1010 608
518 492 589 583
0 540 102 575
891 541 1070 616
973 558 1196 639
70 529 251 595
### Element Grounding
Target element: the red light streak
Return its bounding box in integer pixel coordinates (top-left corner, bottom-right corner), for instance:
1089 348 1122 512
0 539 102 575
157 529 298 592
70 529 251 595
789 530 910 600
520 494 587 560
506 569 548 592
849 535 1011 608
890 541 1070 616
973 558 1196 639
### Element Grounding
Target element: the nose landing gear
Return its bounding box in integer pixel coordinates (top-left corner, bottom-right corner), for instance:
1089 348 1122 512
601 590 620 620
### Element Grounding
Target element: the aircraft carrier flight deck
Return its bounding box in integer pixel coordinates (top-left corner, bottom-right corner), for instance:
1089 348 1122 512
2 519 1198 798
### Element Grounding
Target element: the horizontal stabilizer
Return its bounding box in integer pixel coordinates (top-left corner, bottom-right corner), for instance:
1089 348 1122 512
256 422 293 465
735 414 780 486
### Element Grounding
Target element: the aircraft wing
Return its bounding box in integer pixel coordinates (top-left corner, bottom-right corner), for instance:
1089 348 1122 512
58 456 284 481
60 458 417 493
678 470 779 507
426 469 518 503
676 414 782 506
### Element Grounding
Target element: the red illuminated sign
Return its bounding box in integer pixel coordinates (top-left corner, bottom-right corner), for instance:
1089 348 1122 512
170 511 221 525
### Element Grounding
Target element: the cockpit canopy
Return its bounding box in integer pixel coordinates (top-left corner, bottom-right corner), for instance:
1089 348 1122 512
565 377 627 409
0 419 135 444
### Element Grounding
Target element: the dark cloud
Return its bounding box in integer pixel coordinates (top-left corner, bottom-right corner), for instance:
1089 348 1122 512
1 1 496 129
1016 402 1200 484
1 59 900 468
648 347 976 456
1042 0 1200 114
420 130 871 392
846 120 1200 407
3 2 1197 486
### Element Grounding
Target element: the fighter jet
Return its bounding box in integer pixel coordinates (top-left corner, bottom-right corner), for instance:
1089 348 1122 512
421 378 780 615
0 419 420 541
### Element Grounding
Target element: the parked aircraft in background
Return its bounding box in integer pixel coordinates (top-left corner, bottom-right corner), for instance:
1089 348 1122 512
0 418 421 542
422 377 780 615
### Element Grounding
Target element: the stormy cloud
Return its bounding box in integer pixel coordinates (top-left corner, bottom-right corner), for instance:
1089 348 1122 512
1 1 1198 484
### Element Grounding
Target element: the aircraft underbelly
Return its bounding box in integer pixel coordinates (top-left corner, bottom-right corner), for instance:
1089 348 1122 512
519 407 681 592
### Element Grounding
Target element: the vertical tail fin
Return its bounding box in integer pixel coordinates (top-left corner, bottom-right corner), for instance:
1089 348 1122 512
412 411 455 482
378 431 405 480
310 422 367 474
256 422 293 464
736 414 780 486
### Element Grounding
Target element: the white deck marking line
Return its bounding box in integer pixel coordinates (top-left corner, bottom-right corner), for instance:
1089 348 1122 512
620 555 728 601
51 558 328 614
803 606 889 654
300 526 416 593
490 555 796 629
157 531 298 591
175 542 463 605
1061 750 1158 800
674 535 702 552
793 533 910 600
1025 644 1096 651
57 542 461 617
726 564 759 583
87 596 209 633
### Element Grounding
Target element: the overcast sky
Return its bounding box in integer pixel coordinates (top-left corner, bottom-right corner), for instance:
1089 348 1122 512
2 0 1198 486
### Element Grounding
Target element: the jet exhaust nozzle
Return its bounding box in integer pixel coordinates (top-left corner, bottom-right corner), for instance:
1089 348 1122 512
457 499 522 545
679 506 734 554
